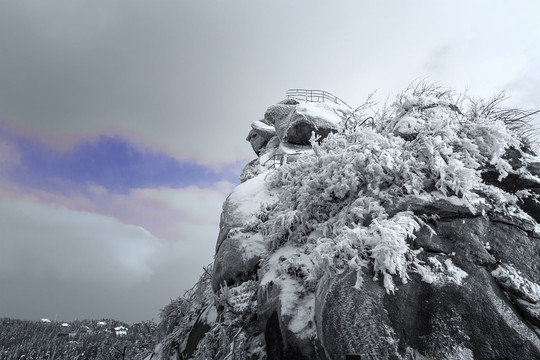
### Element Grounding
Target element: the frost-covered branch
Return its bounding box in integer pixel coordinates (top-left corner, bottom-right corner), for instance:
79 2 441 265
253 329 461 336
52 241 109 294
254 84 539 298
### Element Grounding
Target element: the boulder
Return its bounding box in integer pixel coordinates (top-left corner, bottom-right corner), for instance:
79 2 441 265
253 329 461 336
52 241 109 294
251 120 277 140
246 128 269 156
279 98 300 105
275 102 343 145
212 230 266 292
151 92 540 360
264 104 296 125
212 174 277 292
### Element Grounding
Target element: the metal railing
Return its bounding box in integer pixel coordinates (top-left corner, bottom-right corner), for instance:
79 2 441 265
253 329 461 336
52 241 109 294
263 153 283 169
263 152 304 169
286 89 352 110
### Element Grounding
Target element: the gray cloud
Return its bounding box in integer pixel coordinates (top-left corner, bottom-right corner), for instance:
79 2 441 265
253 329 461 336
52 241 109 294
4 1 539 164
0 196 217 323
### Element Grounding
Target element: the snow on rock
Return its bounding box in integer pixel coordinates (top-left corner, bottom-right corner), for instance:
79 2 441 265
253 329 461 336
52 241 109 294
277 141 312 156
151 87 540 360
258 245 316 340
294 102 344 128
417 256 468 286
212 173 277 292
212 230 266 292
276 102 344 145
492 264 540 303
263 103 296 125
251 120 276 140
218 172 277 235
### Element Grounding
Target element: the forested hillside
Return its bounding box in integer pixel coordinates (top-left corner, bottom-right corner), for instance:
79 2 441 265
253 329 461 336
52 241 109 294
0 318 156 360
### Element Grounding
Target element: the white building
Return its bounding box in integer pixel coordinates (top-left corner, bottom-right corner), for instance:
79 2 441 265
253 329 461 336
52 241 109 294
114 326 128 336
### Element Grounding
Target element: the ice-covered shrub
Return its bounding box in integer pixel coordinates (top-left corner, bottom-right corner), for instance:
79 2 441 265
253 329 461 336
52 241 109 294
255 85 538 300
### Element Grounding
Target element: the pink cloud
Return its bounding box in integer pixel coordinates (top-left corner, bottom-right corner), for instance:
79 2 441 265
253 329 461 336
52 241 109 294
0 116 238 243
0 178 230 244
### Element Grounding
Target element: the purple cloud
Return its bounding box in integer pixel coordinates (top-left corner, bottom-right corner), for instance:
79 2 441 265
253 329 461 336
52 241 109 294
0 123 244 244
2 128 244 195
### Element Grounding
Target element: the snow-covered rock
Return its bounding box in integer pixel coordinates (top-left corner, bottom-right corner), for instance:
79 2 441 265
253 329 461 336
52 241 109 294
150 88 540 360
212 173 277 292
275 102 344 145
264 104 296 126
251 120 277 140
315 216 540 359
212 230 266 292
246 128 269 155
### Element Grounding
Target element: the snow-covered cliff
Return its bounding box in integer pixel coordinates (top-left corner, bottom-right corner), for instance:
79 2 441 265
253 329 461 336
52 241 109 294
150 85 540 360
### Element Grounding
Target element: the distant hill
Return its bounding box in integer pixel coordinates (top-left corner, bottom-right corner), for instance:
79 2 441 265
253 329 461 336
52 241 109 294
0 317 156 359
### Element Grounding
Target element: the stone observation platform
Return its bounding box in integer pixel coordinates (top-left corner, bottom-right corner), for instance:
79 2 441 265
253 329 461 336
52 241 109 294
246 89 355 169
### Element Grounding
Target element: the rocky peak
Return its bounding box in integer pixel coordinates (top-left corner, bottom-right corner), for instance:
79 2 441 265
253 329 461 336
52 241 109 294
149 87 540 360
245 97 349 163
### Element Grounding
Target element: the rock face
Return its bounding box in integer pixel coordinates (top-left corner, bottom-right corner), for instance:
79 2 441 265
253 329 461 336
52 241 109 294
212 173 277 292
246 128 269 156
149 90 540 360
316 216 540 359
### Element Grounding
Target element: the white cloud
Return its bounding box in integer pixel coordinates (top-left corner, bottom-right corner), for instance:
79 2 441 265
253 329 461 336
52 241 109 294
0 194 220 323
0 197 156 282
1 1 540 164
135 181 235 227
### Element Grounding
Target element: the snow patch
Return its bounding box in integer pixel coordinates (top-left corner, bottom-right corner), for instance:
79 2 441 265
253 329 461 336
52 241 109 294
491 264 540 303
239 232 267 261
444 259 468 285
260 246 316 338
202 305 218 325
485 279 540 348
295 102 344 128
251 120 276 135
227 172 277 223
287 292 315 335
417 257 468 286
444 345 474 360
393 115 425 136
278 141 312 155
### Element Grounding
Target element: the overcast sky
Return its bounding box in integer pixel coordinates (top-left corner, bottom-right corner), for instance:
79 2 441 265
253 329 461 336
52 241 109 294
1 0 540 324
